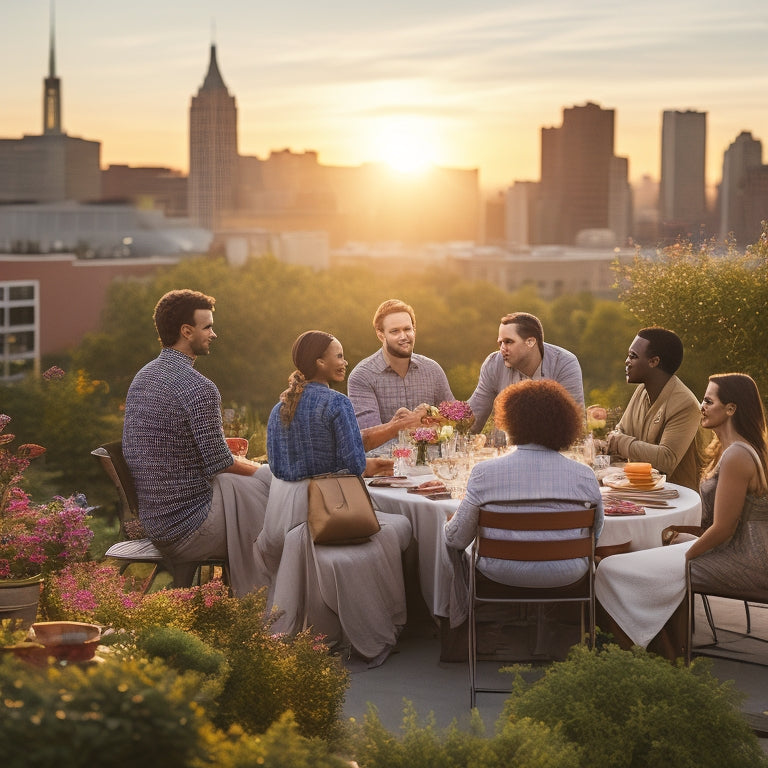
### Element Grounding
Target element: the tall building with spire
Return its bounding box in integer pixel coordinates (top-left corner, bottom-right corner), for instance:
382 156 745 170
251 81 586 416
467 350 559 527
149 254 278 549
188 44 238 229
43 1 62 135
0 1 100 203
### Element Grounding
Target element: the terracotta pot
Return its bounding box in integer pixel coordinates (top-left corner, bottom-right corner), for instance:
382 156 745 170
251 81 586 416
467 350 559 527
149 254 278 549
0 575 43 627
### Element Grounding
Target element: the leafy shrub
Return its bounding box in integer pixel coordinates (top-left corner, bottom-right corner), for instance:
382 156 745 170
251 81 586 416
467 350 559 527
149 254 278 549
504 644 768 768
193 592 350 742
347 701 579 768
44 561 229 629
201 712 351 768
137 625 228 677
0 654 351 768
44 564 350 743
0 655 210 768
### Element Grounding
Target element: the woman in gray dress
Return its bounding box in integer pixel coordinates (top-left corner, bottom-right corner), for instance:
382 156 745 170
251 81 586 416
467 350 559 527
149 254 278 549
595 372 768 658
687 373 768 591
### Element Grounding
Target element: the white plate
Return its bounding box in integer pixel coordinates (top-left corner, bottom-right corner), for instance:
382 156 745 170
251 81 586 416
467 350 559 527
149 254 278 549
603 474 666 491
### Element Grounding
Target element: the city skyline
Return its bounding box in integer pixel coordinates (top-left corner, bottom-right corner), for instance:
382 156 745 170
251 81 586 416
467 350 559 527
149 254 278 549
3 1 767 191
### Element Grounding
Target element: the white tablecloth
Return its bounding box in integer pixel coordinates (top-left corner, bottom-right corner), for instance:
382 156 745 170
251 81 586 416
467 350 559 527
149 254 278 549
368 478 701 620
597 483 701 550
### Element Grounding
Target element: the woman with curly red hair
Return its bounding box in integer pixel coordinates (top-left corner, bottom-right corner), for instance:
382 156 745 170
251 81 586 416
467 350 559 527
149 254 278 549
445 379 603 589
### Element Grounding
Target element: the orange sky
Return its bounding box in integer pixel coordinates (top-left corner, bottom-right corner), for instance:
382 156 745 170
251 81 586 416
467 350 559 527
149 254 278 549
3 1 767 191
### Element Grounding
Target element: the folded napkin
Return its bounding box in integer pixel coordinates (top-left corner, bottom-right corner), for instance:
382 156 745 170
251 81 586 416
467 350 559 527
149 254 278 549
407 483 448 495
367 477 416 488
604 498 646 516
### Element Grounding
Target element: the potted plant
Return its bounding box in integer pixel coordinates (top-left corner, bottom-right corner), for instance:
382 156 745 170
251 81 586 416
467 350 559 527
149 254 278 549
0 414 93 625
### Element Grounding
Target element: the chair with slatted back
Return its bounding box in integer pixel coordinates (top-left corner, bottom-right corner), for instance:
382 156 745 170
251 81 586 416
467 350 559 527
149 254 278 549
468 503 598 708
92 441 227 592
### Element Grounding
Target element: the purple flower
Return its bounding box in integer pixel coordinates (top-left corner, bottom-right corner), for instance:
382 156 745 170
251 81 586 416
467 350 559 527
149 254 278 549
438 400 473 422
42 366 66 380
411 427 438 444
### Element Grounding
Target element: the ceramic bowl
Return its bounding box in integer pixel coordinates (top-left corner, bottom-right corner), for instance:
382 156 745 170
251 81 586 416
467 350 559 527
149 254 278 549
30 621 101 645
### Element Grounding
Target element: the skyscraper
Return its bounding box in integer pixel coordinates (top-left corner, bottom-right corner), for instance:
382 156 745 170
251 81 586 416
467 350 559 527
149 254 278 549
188 44 238 230
535 102 629 245
659 110 707 237
719 131 762 243
43 1 61 135
0 2 100 203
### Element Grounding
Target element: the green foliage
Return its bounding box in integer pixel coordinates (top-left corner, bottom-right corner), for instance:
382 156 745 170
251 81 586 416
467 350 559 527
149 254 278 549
193 592 349 742
199 712 351 768
137 625 227 677
0 655 212 768
70 255 638 415
0 368 121 506
347 700 579 768
504 644 768 768
44 566 350 743
0 618 29 646
0 653 349 768
614 227 768 399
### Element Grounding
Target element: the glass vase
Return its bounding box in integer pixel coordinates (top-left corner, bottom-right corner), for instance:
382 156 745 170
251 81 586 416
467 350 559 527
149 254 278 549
415 442 428 466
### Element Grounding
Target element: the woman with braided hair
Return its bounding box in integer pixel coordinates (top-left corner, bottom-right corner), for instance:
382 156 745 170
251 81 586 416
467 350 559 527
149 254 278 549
256 330 411 664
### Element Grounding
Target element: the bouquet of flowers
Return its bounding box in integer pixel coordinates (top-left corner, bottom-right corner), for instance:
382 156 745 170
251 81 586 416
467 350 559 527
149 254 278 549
428 400 475 435
586 405 623 439
409 425 454 465
586 405 608 437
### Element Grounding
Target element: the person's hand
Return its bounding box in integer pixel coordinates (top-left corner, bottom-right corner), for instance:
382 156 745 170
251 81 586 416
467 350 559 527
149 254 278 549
363 457 395 477
227 455 261 476
414 403 443 426
389 407 426 431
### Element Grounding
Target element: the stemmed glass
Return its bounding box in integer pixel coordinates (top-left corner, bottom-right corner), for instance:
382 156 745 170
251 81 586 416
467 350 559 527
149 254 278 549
429 454 472 499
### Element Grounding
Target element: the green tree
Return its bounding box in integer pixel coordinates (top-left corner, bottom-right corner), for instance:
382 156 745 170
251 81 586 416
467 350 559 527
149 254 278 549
614 226 768 399
70 256 641 417
0 367 121 503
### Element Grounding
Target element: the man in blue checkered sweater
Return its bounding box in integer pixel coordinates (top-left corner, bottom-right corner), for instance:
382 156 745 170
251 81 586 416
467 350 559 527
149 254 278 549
123 289 272 596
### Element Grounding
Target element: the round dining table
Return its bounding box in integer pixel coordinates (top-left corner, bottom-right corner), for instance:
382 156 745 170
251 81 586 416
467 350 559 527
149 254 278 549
367 475 701 622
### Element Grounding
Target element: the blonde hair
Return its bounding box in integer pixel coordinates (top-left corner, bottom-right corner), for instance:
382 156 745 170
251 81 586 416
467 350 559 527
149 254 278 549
373 299 415 333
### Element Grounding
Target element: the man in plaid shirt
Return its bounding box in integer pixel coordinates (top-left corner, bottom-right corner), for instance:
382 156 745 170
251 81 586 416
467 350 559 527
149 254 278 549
123 289 271 596
348 299 453 453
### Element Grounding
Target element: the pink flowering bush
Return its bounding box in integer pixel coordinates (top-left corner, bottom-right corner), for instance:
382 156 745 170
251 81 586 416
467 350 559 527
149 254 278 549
0 414 93 581
0 489 93 580
45 561 229 631
45 562 349 741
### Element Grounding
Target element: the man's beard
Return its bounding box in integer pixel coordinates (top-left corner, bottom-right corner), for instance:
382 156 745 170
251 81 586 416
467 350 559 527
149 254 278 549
386 339 412 359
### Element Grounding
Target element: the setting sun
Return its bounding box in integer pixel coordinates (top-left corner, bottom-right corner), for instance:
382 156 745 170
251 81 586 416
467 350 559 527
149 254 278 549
373 118 437 174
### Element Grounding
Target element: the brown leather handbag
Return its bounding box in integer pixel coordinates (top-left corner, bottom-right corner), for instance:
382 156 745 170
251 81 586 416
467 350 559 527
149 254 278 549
307 474 381 545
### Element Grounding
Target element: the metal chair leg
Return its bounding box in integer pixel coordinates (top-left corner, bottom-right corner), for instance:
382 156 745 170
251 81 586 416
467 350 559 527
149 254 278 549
701 594 718 643
468 602 477 709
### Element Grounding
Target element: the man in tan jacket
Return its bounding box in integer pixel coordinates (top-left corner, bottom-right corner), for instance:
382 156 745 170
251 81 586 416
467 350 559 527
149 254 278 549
597 327 703 490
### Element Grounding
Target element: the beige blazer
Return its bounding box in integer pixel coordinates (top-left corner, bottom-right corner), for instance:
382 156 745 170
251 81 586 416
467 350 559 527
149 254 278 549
610 376 703 490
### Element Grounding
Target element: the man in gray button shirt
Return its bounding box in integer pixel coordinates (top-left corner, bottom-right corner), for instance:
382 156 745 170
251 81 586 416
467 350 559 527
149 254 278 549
469 312 584 433
348 299 453 451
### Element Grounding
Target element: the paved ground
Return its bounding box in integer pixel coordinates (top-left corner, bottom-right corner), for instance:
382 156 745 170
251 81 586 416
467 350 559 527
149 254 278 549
343 594 768 753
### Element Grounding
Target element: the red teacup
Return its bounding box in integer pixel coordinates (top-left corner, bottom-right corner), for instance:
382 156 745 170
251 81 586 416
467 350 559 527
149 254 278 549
225 437 249 457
